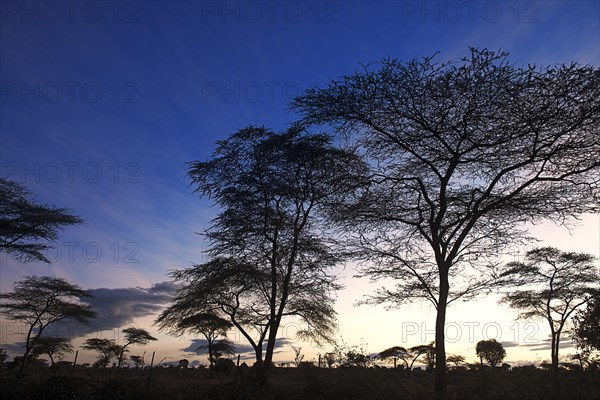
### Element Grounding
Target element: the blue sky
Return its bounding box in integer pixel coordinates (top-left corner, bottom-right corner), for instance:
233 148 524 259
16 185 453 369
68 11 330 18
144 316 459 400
1 1 599 367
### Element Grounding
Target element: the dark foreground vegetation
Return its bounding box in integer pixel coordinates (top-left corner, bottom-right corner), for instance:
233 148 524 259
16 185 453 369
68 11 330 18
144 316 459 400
2 365 599 400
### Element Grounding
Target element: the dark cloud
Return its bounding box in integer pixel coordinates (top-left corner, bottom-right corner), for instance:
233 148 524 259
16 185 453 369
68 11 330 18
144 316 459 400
2 342 25 356
42 281 179 339
500 341 521 348
520 337 575 352
84 281 179 333
181 337 293 357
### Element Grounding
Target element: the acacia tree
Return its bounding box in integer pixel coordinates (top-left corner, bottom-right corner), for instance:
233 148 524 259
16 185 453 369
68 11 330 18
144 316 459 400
0 178 83 263
157 312 234 377
446 355 465 369
129 354 145 368
292 48 600 397
117 328 157 368
0 275 96 378
500 247 598 388
379 343 434 371
476 339 506 369
82 338 122 368
179 125 361 382
157 258 272 367
30 336 73 370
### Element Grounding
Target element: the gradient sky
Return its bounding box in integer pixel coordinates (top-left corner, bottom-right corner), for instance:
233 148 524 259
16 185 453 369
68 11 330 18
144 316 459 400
1 1 599 368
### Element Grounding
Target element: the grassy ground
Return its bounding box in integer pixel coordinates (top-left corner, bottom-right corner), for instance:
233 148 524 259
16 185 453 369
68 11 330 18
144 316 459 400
1 365 599 400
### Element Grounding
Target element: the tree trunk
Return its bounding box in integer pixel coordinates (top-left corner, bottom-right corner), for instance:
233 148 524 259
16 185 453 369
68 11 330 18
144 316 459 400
551 332 561 399
260 317 281 383
18 324 38 380
208 341 214 378
434 268 449 400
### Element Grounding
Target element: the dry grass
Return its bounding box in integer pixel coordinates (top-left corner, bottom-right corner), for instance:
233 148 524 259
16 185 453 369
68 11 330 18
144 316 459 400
1 365 598 400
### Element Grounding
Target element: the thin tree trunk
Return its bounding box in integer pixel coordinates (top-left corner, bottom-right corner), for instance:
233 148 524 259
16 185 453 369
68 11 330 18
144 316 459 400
208 341 214 378
552 332 561 400
480 356 488 400
434 268 449 400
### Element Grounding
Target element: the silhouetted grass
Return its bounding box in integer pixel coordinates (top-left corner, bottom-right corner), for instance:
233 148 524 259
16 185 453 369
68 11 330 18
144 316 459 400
1 366 598 400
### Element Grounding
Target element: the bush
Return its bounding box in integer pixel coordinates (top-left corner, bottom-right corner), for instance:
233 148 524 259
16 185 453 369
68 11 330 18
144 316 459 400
213 358 235 375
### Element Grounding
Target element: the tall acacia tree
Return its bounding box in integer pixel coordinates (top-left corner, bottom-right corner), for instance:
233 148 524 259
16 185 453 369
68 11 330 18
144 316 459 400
0 178 83 263
292 48 600 397
184 125 361 382
0 275 96 378
500 247 598 393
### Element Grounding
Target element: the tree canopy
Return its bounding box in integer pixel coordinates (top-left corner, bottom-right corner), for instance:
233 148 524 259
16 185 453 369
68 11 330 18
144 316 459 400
0 178 83 263
500 246 598 386
476 339 506 369
82 338 122 369
117 328 157 368
292 48 600 396
0 275 95 377
160 125 361 382
574 293 600 355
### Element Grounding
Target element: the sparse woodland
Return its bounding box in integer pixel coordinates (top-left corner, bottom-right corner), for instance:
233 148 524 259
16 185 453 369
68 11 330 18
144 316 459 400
2 49 600 400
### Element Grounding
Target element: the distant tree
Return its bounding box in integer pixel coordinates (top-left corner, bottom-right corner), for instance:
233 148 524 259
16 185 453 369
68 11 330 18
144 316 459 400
129 354 145 368
446 355 465 369
0 275 95 378
0 347 7 364
117 328 157 368
181 125 360 382
339 350 372 368
379 346 408 368
414 342 436 371
291 345 304 367
0 178 83 263
30 336 73 370
292 48 600 397
178 359 189 369
82 338 122 369
323 352 336 368
500 247 598 389
214 357 235 375
379 344 434 371
157 312 233 377
476 339 506 369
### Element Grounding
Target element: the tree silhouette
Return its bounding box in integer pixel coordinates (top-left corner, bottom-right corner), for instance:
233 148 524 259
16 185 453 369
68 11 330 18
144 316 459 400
30 336 73 371
0 178 83 263
379 346 408 369
181 125 360 382
378 344 434 371
292 48 600 397
476 339 506 369
158 312 233 377
117 328 157 368
129 354 145 368
291 345 304 367
157 258 271 368
573 292 600 356
446 354 465 369
500 247 598 393
0 275 95 378
82 338 122 369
